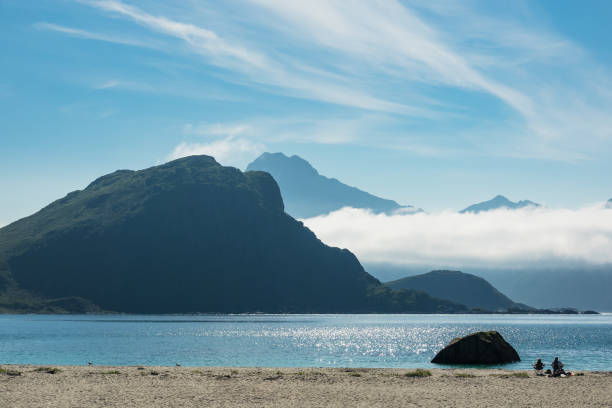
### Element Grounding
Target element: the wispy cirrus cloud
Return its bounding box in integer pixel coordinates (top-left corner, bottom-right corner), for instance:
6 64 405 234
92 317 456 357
80 0 266 67
246 0 612 161
33 22 161 49
79 0 421 115
177 115 398 149
168 116 369 169
248 0 533 115
183 123 252 138
54 0 612 160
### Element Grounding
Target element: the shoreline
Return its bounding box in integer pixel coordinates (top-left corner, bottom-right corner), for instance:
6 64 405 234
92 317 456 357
0 363 605 371
0 309 605 315
2 365 611 407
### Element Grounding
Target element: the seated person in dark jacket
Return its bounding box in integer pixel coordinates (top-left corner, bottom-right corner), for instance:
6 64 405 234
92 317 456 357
533 358 545 374
552 357 565 375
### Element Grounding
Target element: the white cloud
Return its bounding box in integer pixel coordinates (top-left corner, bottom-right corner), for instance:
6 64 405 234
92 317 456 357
74 0 612 159
93 79 160 93
33 22 161 49
81 0 419 115
249 0 533 114
179 115 393 147
167 137 264 169
302 205 612 269
247 1 612 160
82 0 266 67
183 123 251 138
95 79 122 89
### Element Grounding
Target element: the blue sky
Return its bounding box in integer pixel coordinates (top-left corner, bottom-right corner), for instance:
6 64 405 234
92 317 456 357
2 0 612 226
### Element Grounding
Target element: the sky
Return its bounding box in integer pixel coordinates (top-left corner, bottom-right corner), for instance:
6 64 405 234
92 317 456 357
2 0 612 228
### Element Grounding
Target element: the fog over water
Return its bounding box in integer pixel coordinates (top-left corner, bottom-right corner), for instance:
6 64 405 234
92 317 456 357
303 204 612 310
302 203 612 269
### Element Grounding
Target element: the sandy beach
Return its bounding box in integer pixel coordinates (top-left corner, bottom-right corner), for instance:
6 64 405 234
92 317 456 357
1 365 611 407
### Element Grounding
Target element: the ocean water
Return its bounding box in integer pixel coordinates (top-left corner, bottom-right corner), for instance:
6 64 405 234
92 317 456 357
1 314 611 370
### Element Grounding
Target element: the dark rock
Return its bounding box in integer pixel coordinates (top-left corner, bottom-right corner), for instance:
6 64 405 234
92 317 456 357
431 331 520 364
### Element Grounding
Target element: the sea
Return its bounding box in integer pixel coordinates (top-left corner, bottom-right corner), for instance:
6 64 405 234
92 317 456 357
1 314 611 370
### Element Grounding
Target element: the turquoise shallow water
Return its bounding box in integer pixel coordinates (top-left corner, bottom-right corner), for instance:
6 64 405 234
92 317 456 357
1 314 611 370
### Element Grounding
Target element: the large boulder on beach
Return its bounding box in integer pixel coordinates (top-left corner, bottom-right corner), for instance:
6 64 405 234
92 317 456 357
431 331 520 364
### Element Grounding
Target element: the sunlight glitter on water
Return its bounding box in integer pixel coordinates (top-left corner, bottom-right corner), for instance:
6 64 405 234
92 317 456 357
1 314 610 370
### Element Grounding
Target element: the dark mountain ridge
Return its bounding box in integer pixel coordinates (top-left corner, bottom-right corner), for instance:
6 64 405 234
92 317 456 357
386 270 528 311
0 155 464 314
460 195 540 214
246 152 417 218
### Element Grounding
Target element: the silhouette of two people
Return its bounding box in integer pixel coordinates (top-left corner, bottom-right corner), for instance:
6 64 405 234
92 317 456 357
534 357 567 377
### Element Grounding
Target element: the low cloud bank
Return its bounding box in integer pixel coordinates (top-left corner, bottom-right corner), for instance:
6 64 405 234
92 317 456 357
302 204 612 269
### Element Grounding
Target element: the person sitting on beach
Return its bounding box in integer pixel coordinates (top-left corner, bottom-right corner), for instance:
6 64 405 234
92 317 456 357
533 358 545 375
552 357 565 376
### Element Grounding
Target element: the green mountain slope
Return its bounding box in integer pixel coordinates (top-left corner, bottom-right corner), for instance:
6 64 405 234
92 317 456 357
0 156 465 314
386 270 527 311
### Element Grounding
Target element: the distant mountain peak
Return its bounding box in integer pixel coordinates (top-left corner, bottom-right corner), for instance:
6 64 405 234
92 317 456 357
247 152 417 218
460 195 540 214
386 269 526 311
249 152 319 177
606 198 612 209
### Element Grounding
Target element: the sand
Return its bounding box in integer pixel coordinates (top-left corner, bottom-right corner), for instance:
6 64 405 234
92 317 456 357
1 365 611 407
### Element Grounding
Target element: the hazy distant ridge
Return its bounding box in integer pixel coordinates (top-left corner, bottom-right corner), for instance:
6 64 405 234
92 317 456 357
460 195 540 213
386 270 526 311
246 152 417 218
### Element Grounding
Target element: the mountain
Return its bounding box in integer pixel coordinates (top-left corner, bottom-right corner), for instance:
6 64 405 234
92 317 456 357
606 199 612 209
246 152 417 218
366 262 611 312
0 155 465 314
385 270 528 311
460 195 540 213
478 266 612 312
